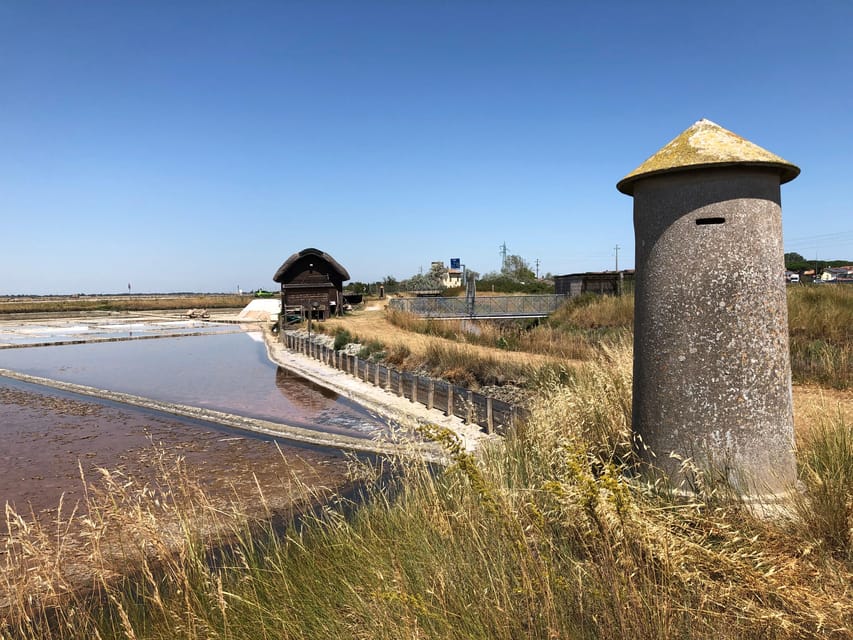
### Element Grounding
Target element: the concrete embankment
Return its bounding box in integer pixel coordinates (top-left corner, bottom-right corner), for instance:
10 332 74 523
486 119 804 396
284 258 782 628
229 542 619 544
261 328 492 453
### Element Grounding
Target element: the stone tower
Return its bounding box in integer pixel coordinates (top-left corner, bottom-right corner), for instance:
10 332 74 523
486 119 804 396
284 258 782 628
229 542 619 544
617 119 799 501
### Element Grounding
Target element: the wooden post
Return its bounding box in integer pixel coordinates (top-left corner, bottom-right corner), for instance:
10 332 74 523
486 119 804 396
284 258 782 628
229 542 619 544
386 367 392 390
398 372 404 397
411 376 418 404
375 363 381 386
486 397 494 434
427 380 434 411
447 385 454 417
466 390 474 424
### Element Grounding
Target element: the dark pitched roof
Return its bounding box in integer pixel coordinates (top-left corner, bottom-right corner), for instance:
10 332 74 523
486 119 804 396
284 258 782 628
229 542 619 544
272 247 351 283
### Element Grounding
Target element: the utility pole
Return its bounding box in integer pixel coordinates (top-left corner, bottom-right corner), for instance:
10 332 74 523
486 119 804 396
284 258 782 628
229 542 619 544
614 244 620 272
535 258 540 279
499 242 508 271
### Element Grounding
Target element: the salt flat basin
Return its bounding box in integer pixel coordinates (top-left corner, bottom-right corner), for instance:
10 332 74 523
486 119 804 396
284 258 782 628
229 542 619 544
0 318 238 346
0 332 388 438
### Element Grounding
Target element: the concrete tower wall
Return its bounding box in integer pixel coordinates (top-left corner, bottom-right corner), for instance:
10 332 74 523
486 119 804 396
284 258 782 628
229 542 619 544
632 167 795 496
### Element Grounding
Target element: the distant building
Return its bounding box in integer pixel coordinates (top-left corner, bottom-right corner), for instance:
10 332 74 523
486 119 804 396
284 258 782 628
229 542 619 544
444 267 463 288
430 261 464 288
554 270 635 296
272 248 350 320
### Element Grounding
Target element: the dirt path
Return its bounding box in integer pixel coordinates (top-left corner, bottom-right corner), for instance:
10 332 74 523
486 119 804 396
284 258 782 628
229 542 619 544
792 384 853 439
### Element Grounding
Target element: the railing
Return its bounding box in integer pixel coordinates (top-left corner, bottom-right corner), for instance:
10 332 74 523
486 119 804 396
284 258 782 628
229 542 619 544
283 333 528 435
388 294 568 319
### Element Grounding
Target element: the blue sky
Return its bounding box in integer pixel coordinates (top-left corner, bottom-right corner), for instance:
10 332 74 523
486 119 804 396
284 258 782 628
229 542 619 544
2 1 852 294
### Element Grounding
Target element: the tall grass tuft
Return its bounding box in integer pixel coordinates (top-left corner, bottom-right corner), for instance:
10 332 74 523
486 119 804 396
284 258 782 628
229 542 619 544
547 291 635 330
794 409 853 560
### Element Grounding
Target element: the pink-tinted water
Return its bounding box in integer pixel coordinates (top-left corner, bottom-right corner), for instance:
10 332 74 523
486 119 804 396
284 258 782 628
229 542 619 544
0 332 389 525
0 332 386 436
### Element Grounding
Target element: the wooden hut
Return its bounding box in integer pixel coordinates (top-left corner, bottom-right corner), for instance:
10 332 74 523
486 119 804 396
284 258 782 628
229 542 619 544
272 248 350 320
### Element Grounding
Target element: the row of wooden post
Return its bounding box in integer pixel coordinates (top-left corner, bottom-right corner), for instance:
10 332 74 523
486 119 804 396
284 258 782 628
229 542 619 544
284 333 517 434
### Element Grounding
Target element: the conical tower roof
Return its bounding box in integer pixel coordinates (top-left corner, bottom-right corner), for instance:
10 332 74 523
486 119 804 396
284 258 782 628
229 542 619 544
617 119 799 195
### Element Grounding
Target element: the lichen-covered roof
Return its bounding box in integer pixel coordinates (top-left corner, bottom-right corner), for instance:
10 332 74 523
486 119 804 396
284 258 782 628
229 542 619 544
617 119 800 195
272 247 351 283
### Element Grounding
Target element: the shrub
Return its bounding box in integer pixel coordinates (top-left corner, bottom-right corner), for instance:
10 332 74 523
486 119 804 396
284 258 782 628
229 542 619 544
358 339 386 361
385 343 411 366
333 328 354 351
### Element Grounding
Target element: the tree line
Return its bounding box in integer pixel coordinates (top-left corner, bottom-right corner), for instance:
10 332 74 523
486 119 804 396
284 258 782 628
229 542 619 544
345 254 554 296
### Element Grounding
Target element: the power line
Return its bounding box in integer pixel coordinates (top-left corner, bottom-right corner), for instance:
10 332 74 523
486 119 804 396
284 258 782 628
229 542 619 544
785 229 853 242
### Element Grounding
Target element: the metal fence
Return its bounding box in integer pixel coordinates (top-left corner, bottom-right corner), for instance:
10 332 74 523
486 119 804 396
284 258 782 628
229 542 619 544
388 294 568 319
283 333 527 435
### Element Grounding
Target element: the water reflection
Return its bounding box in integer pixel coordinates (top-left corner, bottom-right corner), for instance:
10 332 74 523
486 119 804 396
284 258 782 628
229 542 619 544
276 366 339 404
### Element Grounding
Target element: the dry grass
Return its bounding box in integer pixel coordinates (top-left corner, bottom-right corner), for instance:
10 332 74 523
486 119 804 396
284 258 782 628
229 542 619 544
547 291 635 329
0 444 340 638
788 285 853 389
323 305 573 390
